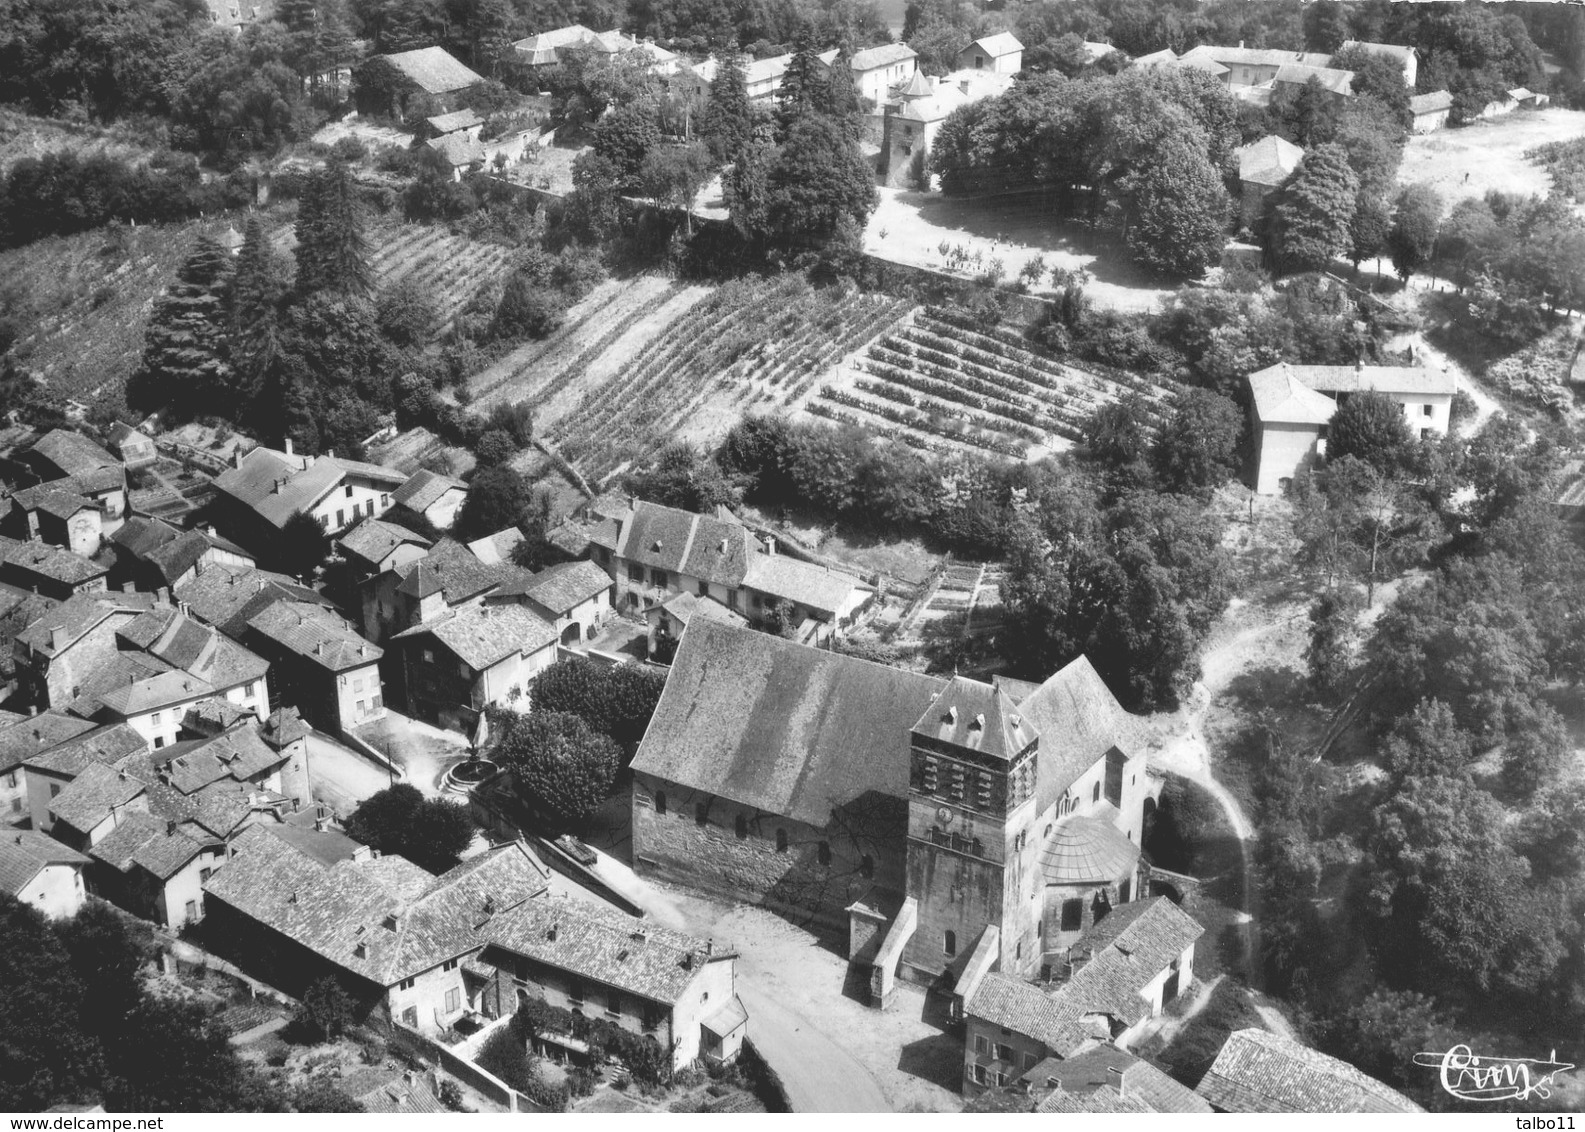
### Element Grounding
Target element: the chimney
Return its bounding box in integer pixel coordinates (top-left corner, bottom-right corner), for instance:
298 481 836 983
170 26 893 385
1109 1066 1125 1097
167 820 177 835
959 78 969 94
122 581 135 593
706 938 713 956
946 705 958 724
50 626 66 651
231 450 243 470
1239 39 1245 48
206 525 217 538
284 438 294 456
327 449 335 460
547 922 558 941
158 586 170 603
178 600 189 617
763 536 775 556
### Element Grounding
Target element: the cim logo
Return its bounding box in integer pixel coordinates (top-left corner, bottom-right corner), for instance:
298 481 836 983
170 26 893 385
1412 1045 1575 1104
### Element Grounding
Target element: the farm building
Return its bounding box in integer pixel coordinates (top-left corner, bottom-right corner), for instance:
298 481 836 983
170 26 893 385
392 468 469 532
1338 39 1416 87
629 618 1161 996
0 536 108 599
512 25 680 74
849 43 919 104
1176 45 1333 89
1197 1029 1423 1112
423 133 487 180
1409 90 1452 133
958 33 1023 74
361 47 485 119
210 440 408 550
1235 135 1303 228
1247 361 1457 494
1271 63 1354 101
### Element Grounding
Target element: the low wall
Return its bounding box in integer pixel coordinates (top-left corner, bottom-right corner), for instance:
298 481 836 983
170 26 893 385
333 726 401 776
739 1037 792 1113
531 835 644 916
388 1019 546 1113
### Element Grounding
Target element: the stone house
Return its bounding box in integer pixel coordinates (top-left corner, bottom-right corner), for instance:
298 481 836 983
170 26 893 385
1197 1029 1424 1112
0 712 98 823
21 429 121 485
2 484 104 557
958 33 1023 75
391 468 469 532
961 898 1203 1093
106 517 255 593
500 559 614 647
1248 362 1457 494
367 47 485 119
479 895 747 1070
340 519 433 579
1235 135 1303 229
12 591 159 711
0 828 90 919
646 590 749 659
849 43 918 105
175 561 335 641
1176 45 1334 89
1026 1045 1212 1112
1409 90 1453 133
0 537 108 599
391 602 558 731
210 441 409 556
204 826 552 1036
877 70 1015 187
630 620 1158 993
244 599 386 733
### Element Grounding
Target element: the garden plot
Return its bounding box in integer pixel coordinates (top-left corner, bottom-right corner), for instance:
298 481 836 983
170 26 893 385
815 307 1177 461
545 275 910 485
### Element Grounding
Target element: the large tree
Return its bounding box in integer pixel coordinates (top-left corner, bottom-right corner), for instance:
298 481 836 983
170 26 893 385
1152 387 1243 494
344 783 475 872
1388 182 1442 283
1327 390 1415 473
766 115 877 245
231 216 287 401
1272 142 1359 274
492 711 621 827
1118 126 1230 278
527 658 667 749
453 464 532 541
700 48 753 164
294 161 371 297
128 236 235 417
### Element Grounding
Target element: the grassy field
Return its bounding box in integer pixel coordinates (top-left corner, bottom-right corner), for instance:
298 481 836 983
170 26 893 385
1398 107 1585 208
0 109 154 172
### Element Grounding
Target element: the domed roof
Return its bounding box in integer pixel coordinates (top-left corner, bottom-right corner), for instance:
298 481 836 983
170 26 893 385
1040 809 1139 885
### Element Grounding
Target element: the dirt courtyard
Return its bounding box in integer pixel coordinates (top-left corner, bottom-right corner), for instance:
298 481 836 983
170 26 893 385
1398 107 1585 208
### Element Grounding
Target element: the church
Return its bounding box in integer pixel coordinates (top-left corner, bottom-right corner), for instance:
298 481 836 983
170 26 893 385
629 619 1159 992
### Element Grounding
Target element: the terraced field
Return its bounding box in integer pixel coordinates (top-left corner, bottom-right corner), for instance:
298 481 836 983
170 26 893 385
814 307 1179 461
366 222 514 330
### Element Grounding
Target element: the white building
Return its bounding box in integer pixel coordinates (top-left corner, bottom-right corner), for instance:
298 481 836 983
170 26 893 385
0 829 90 919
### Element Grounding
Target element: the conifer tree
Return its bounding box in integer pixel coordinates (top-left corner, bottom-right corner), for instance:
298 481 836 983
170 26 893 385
293 162 371 297
231 216 285 401
823 49 865 140
777 29 830 135
1272 142 1358 274
701 47 753 164
128 237 235 416
275 0 355 96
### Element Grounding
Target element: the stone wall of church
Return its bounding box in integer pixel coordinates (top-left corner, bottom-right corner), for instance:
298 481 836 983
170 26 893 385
630 772 908 934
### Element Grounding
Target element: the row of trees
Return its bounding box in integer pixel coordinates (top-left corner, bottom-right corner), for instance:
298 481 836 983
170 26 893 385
932 67 1238 276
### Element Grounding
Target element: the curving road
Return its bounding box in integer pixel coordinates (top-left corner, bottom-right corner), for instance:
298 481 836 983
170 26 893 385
736 982 890 1113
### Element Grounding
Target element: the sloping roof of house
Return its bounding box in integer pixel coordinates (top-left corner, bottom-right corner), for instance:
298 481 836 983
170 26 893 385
425 108 484 134
967 32 1023 58
1038 1085 1155 1113
1248 364 1340 426
212 448 332 530
111 515 182 558
1132 48 1178 67
912 676 1031 759
850 43 917 72
204 827 550 987
968 899 1204 1055
118 605 270 688
517 560 612 615
63 652 175 719
1340 39 1414 61
0 829 91 895
1015 655 1139 813
393 468 468 514
425 133 486 168
13 483 96 521
1040 808 1141 884
1273 62 1354 95
29 430 119 476
4 539 106 585
632 619 945 825
612 499 752 587
1252 361 1457 398
740 554 866 618
381 46 484 94
1197 1029 1424 1112
248 600 382 672
22 722 146 777
107 421 153 448
486 893 722 1006
87 810 215 880
1179 45 1331 69
16 591 154 658
175 561 331 637
1409 90 1453 114
145 529 252 586
342 1066 446 1114
341 519 432 571
97 670 218 717
392 602 556 671
655 590 749 630
138 725 286 794
466 527 524 565
395 539 501 606
1027 1046 1212 1112
1237 134 1304 187
0 715 100 776
48 759 147 834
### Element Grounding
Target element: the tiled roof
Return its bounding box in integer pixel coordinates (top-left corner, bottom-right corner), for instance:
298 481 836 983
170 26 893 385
266 821 361 866
969 899 1203 1054
392 602 557 671
518 560 612 615
111 515 181 558
632 619 944 825
212 448 337 530
15 591 152 657
107 421 152 448
655 590 748 629
466 527 524 565
1273 62 1354 95
912 676 1030 759
28 430 119 476
138 725 286 794
87 810 216 880
63 466 124 496
1410 90 1453 114
340 519 431 569
393 468 467 513
64 651 174 719
23 722 146 777
0 585 60 659
1250 361 1457 399
425 133 485 167
343 1066 446 1114
1014 655 1139 813
3 539 106 585
850 43 917 72
1040 808 1140 884
1197 1029 1424 1112
1179 45 1332 69
145 529 252 586
48 759 147 834
1038 1086 1155 1113
395 539 500 606
1237 134 1304 187
0 713 97 775
967 32 1023 57
118 605 270 689
13 483 96 520
487 893 722 1006
381 46 484 94
1248 365 1338 426
1339 40 1415 61
97 669 219 716
1026 1047 1212 1112
204 828 550 986
175 561 330 637
741 554 865 617
248 600 381 671
0 829 90 896
425 108 484 133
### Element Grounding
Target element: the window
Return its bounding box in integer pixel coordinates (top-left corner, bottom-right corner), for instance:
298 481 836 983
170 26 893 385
698 581 709 596
443 958 459 971
402 1006 418 1027
422 648 435 663
651 569 668 588
356 700 366 717
50 784 60 798
1423 403 1434 417
735 814 748 840
1421 428 1432 440
200 867 213 884
971 838 983 857
459 660 470 678
1061 898 1083 932
655 791 667 816
399 977 416 991
337 509 345 528
970 1064 987 1086
381 493 390 508
185 900 199 922
695 801 709 826
775 828 788 853
153 736 166 749
994 1070 1009 1087
569 981 585 1007
319 515 330 529
974 1034 989 1054
817 841 831 866
860 855 873 878
245 681 257 699
628 565 644 582
445 988 461 1013
994 1043 1014 1063
902 142 912 155
944 930 957 957
607 989 622 1017
1092 781 1101 803
345 485 354 498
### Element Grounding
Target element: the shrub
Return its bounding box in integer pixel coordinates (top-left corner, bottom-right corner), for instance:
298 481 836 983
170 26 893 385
293 976 356 1042
331 136 368 163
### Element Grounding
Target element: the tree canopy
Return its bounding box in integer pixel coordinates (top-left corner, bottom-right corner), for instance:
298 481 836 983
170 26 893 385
491 711 622 828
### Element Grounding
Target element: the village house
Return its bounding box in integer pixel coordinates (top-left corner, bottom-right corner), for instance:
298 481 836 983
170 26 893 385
106 421 158 469
1023 1045 1212 1113
340 1066 446 1114
1197 1029 1424 1112
1271 62 1355 102
0 536 108 599
1235 134 1304 228
391 601 558 731
500 559 614 647
357 537 502 644
392 468 469 532
21 428 122 485
12 590 159 710
512 24 681 75
0 712 96 822
341 519 434 578
1409 90 1453 133
849 43 918 105
245 600 386 733
479 894 748 1071
422 108 484 144
1 483 105 557
675 49 840 105
588 499 871 644
210 441 409 553
175 560 334 640
878 70 1015 186
646 590 749 660
960 898 1203 1092
465 527 522 565
424 133 487 181
631 619 1159 996
958 32 1023 74
204 825 551 1036
1248 361 1458 493
1176 45 1334 89
366 47 485 119
0 828 90 919
107 517 255 593
202 0 274 31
